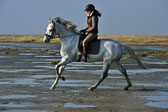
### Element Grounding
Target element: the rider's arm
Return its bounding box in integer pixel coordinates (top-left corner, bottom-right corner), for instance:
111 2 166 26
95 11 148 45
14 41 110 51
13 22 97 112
86 16 98 33
80 27 88 32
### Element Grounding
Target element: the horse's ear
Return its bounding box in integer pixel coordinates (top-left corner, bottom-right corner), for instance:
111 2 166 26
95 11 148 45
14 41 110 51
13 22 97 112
51 19 54 24
49 18 51 23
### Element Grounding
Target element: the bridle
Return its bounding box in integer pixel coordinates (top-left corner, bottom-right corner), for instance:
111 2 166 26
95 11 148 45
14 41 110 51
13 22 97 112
45 21 76 39
45 22 57 40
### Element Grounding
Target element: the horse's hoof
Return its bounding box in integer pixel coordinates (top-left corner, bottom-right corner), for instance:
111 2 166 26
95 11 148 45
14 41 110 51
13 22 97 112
88 87 94 91
124 87 129 90
124 84 132 90
61 76 65 81
50 85 55 90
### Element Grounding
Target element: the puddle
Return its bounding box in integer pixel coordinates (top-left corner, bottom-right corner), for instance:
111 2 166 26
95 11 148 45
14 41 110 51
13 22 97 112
32 62 50 64
34 66 54 69
0 102 34 108
134 83 168 87
108 76 124 79
145 102 168 109
142 61 168 65
66 70 118 75
31 75 56 79
128 69 168 74
19 53 36 56
0 78 38 85
67 90 81 93
67 69 168 75
34 55 58 58
98 85 114 89
65 67 84 70
31 74 69 80
140 91 168 109
0 56 6 58
68 62 136 67
0 69 45 73
131 45 168 51
68 63 102 67
59 83 90 87
59 80 91 83
142 96 168 101
64 102 96 108
2 110 46 112
0 95 36 99
44 59 60 61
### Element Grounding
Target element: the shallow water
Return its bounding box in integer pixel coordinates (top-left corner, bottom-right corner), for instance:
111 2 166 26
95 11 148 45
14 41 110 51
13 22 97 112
34 55 57 58
19 53 36 56
0 95 36 99
0 69 45 73
66 69 168 75
134 83 168 87
0 78 38 85
140 92 168 109
34 66 54 69
2 110 46 112
0 43 168 111
131 45 168 51
0 102 34 108
145 102 168 109
64 102 96 108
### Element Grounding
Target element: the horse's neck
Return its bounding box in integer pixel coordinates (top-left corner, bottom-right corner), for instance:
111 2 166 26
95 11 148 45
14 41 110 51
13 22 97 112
55 22 80 53
60 33 79 47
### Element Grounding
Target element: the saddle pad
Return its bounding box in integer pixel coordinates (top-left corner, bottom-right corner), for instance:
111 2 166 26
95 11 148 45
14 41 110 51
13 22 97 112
87 39 100 54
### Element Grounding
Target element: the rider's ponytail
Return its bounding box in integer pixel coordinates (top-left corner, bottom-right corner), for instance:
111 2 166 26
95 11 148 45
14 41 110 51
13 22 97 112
94 9 102 17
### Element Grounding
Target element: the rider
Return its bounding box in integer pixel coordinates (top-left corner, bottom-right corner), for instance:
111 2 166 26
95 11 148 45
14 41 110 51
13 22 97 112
79 4 101 62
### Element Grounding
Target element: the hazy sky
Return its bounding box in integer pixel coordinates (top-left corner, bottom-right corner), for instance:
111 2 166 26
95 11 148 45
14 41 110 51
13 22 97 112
0 0 168 35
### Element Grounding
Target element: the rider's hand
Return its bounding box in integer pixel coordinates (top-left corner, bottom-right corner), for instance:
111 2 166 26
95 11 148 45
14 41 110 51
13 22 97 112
80 30 86 33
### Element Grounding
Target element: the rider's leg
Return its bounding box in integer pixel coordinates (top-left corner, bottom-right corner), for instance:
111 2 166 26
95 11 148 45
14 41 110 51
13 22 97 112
77 33 86 62
82 33 98 62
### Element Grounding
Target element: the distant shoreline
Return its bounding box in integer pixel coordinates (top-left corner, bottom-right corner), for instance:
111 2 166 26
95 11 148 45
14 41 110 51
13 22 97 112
0 35 168 45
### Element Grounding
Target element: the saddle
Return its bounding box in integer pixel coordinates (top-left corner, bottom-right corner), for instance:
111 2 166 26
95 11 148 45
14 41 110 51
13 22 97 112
78 34 100 54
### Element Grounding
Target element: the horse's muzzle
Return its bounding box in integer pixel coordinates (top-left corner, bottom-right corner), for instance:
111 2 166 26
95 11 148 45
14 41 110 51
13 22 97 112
43 36 50 43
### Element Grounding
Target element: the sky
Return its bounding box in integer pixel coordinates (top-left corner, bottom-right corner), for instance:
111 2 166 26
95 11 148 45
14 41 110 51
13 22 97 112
0 0 168 35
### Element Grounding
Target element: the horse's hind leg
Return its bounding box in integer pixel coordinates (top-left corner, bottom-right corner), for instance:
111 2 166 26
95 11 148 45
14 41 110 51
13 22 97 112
116 62 132 90
88 62 110 91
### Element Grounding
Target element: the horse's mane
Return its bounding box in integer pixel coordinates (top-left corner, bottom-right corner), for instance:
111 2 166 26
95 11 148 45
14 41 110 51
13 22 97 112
54 17 79 34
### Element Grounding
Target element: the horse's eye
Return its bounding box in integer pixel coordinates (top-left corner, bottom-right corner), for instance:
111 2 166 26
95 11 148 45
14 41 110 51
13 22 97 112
49 29 52 32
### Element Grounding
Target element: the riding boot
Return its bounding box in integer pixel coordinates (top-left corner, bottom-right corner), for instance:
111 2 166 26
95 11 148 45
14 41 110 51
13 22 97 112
77 54 82 62
83 45 87 62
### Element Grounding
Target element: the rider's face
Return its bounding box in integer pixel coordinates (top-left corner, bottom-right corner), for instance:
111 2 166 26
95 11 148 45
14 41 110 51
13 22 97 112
87 11 92 15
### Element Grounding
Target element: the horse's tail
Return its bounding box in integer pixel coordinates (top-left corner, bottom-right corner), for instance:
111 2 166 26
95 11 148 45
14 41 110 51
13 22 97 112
122 44 146 69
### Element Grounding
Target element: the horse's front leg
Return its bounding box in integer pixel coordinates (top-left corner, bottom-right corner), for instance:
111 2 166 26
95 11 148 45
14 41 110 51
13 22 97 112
50 58 70 90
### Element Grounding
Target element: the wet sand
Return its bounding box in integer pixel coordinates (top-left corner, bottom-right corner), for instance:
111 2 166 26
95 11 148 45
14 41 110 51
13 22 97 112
0 43 168 112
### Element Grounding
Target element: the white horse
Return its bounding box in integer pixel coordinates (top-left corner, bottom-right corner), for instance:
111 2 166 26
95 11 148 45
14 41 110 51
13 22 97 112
43 17 145 91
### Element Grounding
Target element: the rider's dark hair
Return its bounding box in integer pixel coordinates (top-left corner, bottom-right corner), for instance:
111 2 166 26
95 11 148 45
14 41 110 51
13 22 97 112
94 9 102 17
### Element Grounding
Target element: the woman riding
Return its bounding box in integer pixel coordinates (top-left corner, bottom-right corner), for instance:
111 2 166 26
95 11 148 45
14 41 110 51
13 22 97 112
79 4 101 62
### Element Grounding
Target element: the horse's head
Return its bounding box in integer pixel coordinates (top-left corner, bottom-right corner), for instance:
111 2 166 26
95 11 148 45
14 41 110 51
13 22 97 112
44 17 80 43
44 18 58 43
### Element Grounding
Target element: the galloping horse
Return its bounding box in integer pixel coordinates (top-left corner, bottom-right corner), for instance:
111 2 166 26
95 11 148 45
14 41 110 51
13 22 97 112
43 17 145 91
